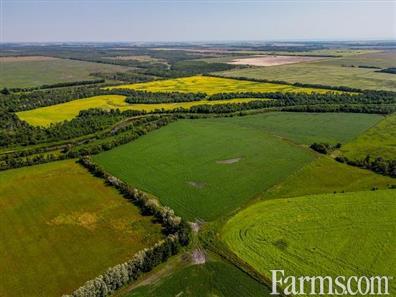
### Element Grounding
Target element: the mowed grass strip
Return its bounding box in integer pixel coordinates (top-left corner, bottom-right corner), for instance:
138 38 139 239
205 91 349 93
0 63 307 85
341 113 396 160
222 190 396 295
94 117 315 221
0 160 163 297
108 75 337 94
16 95 262 126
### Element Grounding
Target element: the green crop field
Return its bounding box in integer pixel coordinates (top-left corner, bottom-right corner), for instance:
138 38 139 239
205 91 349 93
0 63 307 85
215 112 382 145
216 51 396 91
0 160 163 297
0 56 129 88
93 113 380 221
263 156 395 199
341 113 396 160
123 259 271 297
109 75 337 94
16 95 261 126
222 189 396 296
94 116 315 221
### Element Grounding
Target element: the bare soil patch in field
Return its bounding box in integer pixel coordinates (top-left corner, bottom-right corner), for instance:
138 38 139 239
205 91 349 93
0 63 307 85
0 56 59 62
216 157 242 164
228 55 325 66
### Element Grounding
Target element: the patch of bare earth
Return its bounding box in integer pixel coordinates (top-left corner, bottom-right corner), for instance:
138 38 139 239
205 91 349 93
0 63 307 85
228 55 325 67
0 56 59 62
187 181 206 189
191 248 206 265
216 157 242 164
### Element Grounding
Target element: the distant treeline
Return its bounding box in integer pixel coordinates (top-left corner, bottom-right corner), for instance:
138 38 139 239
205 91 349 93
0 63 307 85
125 90 207 103
376 67 396 74
336 155 396 178
91 71 159 83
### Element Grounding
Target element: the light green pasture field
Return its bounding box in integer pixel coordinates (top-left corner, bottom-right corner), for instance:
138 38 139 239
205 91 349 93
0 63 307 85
0 160 163 297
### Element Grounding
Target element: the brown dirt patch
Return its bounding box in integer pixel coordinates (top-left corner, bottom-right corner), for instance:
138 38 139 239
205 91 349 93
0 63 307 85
0 56 59 62
228 55 325 67
48 212 97 230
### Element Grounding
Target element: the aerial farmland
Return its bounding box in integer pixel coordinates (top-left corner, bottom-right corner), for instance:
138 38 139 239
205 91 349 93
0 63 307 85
1 1 395 296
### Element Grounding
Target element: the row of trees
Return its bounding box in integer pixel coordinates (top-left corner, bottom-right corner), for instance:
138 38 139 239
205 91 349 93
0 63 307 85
0 114 176 171
310 142 341 154
125 90 207 103
63 235 181 297
62 157 190 297
208 90 396 106
336 155 396 178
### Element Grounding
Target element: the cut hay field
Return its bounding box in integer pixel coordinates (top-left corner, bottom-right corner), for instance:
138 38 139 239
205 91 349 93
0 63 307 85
16 95 262 126
216 51 396 91
122 259 271 297
0 160 163 297
93 112 380 221
0 57 129 88
341 113 396 160
108 75 337 94
222 189 396 296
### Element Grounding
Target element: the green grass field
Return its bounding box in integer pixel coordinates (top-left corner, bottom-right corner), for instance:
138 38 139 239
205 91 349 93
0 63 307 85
263 156 395 199
0 57 129 88
222 189 396 296
94 117 315 221
16 95 261 126
123 260 271 297
215 112 382 145
109 75 337 94
216 52 396 91
0 160 163 297
93 113 381 221
341 113 396 160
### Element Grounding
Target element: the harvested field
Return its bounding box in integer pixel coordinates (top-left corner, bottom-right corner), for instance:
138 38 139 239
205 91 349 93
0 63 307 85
228 55 325 66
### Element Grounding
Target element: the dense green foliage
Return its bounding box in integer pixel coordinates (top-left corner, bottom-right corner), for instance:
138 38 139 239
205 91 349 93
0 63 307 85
125 90 207 103
377 67 396 74
310 142 341 154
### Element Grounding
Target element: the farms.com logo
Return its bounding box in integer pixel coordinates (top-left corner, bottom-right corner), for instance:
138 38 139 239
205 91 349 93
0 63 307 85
270 270 393 296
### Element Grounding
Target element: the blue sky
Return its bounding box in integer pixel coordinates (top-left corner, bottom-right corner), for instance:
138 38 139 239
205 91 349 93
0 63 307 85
2 0 395 42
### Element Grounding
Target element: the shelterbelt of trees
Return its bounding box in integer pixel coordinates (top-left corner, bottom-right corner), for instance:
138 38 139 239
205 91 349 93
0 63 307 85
2 79 396 113
62 157 189 297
